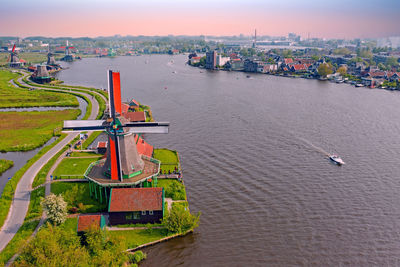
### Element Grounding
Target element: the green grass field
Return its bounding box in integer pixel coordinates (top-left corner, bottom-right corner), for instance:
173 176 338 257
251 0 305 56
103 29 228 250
153 148 180 173
108 228 171 249
0 159 13 175
51 182 106 213
53 156 102 178
0 109 80 152
0 70 78 108
70 151 99 157
157 179 186 201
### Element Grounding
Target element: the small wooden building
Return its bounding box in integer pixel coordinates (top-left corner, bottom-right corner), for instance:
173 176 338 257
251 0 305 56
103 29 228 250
108 187 164 225
77 214 106 234
97 141 107 154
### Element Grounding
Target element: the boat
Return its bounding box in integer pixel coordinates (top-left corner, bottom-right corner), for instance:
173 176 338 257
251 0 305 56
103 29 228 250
329 154 345 165
355 83 365 87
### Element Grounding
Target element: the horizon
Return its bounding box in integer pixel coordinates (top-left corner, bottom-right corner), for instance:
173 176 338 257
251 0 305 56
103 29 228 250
1 0 400 39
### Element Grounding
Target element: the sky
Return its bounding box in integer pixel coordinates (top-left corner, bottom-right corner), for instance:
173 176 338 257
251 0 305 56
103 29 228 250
1 0 400 39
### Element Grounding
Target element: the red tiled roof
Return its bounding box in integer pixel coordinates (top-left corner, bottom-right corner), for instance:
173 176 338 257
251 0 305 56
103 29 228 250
130 99 140 106
97 141 107 148
121 103 130 114
134 135 153 157
284 58 293 64
192 56 201 60
123 111 146 122
292 64 306 71
77 215 102 232
109 187 163 212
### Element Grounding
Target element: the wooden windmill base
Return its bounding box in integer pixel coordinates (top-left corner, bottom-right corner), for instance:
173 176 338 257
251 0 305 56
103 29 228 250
85 156 159 186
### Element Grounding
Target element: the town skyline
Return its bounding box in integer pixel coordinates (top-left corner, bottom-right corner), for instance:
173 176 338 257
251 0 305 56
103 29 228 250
1 0 400 39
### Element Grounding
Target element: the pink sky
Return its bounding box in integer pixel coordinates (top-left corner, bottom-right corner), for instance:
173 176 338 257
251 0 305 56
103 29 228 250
1 0 399 38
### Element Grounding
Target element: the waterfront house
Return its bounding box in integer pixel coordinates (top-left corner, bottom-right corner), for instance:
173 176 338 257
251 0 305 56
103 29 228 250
77 214 106 234
134 135 153 157
123 111 146 122
190 56 201 65
108 187 164 225
129 98 140 110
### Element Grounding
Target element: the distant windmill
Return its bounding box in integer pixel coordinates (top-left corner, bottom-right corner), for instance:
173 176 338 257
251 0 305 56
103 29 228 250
8 44 24 68
63 70 169 182
47 46 56 66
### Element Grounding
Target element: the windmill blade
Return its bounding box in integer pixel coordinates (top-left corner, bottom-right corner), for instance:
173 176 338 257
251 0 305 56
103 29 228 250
123 122 169 134
108 132 123 181
63 120 107 132
107 70 122 119
12 44 16 53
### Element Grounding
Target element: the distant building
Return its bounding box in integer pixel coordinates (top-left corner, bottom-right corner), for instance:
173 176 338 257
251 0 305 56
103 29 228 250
216 55 230 67
206 51 217 69
190 56 201 65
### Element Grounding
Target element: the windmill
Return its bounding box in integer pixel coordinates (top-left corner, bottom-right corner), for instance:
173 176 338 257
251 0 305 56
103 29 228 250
47 46 56 66
63 70 169 183
8 44 23 68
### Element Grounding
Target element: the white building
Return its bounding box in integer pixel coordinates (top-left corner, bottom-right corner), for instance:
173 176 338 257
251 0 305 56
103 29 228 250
216 55 230 67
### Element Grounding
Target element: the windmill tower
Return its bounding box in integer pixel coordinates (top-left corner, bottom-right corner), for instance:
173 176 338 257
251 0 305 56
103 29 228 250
31 65 51 84
63 70 169 203
47 47 56 66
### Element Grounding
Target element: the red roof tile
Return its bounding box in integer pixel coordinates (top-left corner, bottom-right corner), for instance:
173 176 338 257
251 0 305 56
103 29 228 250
121 103 130 114
109 187 163 212
130 99 140 107
77 215 102 232
97 141 107 148
134 135 153 157
123 111 146 122
284 58 293 64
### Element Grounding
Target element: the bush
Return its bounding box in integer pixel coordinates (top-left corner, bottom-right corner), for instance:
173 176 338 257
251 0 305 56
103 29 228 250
162 205 200 234
129 250 146 264
41 193 67 225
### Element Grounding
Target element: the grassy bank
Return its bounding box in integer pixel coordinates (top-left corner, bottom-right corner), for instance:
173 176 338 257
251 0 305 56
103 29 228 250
0 159 14 175
153 148 180 173
109 228 172 249
0 70 78 108
0 109 80 152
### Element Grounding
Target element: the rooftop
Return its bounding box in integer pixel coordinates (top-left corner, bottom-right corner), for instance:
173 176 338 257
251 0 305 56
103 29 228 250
109 187 163 212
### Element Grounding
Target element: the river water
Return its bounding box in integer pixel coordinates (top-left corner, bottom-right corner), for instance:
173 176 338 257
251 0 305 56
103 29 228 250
57 55 400 266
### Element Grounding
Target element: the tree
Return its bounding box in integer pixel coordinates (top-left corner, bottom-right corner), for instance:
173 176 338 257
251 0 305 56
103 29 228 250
386 57 399 68
162 205 200 234
378 63 387 71
41 194 68 225
317 63 333 77
336 66 347 76
199 56 206 67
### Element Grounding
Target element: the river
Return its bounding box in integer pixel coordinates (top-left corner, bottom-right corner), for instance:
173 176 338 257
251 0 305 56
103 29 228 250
57 55 400 266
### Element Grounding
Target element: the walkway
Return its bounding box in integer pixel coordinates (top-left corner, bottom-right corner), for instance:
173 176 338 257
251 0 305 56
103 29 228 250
0 73 102 252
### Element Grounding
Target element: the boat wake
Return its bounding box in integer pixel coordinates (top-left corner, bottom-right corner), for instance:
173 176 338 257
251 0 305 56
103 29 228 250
297 137 330 157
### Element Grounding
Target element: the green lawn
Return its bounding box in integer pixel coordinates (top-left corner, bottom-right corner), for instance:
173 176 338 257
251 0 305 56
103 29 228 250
70 151 100 157
0 109 80 152
0 70 78 108
51 182 106 213
53 156 102 178
153 148 180 173
157 179 186 201
59 217 78 232
108 228 171 249
0 159 13 175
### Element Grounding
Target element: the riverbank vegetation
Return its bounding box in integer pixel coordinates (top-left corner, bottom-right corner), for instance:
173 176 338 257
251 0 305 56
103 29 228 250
0 70 78 108
157 179 186 201
0 159 14 175
0 109 80 152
